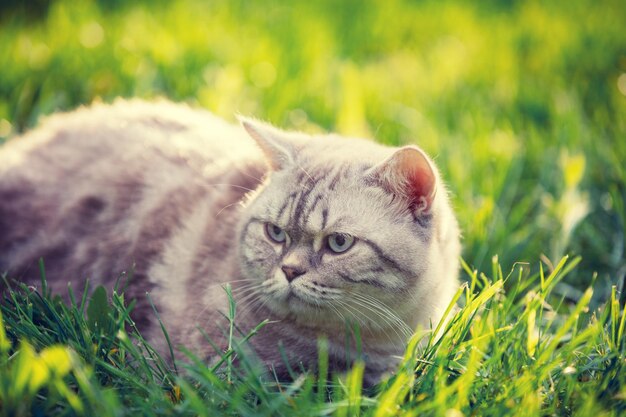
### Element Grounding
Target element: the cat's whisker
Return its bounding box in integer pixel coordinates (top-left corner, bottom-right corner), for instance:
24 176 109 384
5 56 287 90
248 293 274 319
215 202 243 217
191 284 254 322
230 291 264 313
336 298 400 344
233 287 266 308
333 298 396 345
239 170 265 184
308 296 323 321
222 279 258 285
296 162 314 184
199 279 258 291
260 279 285 293
232 282 270 302
205 183 258 193
336 300 367 328
341 294 408 340
233 292 266 320
231 281 264 295
328 303 348 327
336 302 400 344
350 292 412 335
234 281 279 317
349 293 413 338
192 305 212 323
334 302 389 348
192 281 262 322
193 282 258 319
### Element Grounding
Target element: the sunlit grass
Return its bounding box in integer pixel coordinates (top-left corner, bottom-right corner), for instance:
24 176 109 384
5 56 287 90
1 256 624 416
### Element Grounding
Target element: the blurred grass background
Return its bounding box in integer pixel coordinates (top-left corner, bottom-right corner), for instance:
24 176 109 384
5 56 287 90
0 0 624 302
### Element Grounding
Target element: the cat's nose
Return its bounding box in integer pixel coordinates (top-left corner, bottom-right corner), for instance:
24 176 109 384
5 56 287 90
281 265 306 282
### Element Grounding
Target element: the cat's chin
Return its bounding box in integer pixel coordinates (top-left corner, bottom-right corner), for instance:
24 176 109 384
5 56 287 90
286 291 321 310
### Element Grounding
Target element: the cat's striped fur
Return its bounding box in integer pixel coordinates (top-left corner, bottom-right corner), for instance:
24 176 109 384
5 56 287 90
0 99 460 383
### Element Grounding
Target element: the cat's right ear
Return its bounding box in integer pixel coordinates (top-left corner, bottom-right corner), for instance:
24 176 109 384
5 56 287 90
238 116 294 170
366 146 437 216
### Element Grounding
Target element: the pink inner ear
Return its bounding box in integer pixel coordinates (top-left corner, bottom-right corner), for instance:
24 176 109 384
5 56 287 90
389 147 436 214
406 167 436 213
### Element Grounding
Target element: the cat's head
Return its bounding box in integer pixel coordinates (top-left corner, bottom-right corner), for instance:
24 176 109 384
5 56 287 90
236 118 458 338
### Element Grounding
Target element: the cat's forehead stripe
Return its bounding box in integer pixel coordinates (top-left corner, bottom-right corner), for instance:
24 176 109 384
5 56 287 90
291 165 345 230
299 193 324 227
321 208 329 230
290 182 317 228
276 191 297 223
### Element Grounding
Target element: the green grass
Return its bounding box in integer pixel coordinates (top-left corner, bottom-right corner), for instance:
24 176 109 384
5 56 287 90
0 0 625 415
1 256 624 416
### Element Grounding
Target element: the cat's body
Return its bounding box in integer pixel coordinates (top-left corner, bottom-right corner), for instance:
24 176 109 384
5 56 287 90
0 99 460 383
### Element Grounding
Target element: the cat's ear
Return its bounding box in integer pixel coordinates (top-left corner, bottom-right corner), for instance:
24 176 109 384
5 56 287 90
366 146 437 215
238 116 294 170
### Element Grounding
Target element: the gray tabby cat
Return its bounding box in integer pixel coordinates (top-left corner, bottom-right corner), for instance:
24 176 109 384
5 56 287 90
0 100 460 383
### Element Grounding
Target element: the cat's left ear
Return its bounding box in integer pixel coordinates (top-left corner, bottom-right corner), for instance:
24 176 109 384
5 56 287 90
238 116 295 170
366 146 437 216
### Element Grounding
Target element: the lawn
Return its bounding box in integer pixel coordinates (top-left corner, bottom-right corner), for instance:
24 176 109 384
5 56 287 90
0 0 625 415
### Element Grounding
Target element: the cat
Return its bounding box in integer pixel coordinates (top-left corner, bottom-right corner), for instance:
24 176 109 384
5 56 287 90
0 99 461 384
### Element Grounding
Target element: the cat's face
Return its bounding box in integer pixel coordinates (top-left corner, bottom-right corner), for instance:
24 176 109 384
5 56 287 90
237 119 441 336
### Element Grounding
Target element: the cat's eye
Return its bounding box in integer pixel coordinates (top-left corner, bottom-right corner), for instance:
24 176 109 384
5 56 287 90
327 233 355 253
265 223 287 243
